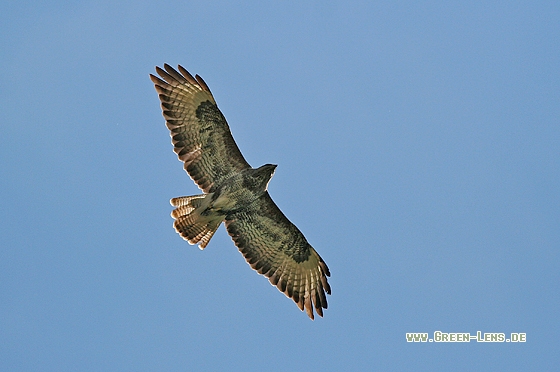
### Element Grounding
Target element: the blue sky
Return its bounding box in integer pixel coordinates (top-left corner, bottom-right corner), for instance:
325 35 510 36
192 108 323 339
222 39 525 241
1 1 558 370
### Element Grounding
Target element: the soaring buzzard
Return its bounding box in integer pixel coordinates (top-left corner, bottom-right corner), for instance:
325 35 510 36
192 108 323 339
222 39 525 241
150 64 331 319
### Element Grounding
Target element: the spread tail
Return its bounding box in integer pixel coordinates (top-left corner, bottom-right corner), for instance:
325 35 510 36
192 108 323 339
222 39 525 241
170 195 224 249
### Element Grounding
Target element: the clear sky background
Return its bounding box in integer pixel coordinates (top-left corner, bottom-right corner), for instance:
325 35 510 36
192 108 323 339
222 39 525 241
1 1 558 371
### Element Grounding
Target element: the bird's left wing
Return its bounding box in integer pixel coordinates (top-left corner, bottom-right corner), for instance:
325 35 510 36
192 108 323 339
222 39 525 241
225 193 331 319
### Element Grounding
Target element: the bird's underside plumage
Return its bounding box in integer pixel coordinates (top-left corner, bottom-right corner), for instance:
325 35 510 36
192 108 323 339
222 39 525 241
150 64 331 319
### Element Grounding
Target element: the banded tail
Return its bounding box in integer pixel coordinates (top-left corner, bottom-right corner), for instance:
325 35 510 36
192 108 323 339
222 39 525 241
170 195 224 249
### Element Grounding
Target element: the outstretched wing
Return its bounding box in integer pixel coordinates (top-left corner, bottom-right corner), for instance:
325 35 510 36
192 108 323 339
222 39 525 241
150 64 250 193
225 193 331 320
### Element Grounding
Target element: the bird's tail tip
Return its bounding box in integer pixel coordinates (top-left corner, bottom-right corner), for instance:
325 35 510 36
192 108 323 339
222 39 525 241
170 194 223 249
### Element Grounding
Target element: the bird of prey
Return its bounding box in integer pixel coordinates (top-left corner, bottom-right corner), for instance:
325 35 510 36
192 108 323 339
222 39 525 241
150 64 331 319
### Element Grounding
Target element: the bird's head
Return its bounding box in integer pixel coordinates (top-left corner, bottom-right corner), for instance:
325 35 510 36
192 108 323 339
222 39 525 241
255 163 277 191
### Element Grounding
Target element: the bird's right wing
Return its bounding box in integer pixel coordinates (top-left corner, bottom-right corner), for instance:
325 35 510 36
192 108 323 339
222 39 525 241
150 64 251 193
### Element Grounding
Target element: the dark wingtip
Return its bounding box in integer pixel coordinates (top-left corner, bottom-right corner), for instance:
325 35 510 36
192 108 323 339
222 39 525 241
154 64 212 95
150 73 166 86
155 65 175 83
177 65 198 85
195 74 212 93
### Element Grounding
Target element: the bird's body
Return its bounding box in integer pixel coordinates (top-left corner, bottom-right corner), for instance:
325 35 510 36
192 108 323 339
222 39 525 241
150 65 331 319
170 164 277 248
211 164 278 214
